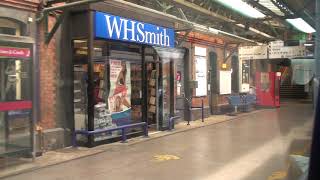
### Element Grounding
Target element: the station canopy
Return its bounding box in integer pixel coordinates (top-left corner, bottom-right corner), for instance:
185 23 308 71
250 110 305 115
43 0 316 45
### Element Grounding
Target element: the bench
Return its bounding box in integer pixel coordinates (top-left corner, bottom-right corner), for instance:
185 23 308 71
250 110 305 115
245 94 256 105
72 122 148 147
227 94 256 113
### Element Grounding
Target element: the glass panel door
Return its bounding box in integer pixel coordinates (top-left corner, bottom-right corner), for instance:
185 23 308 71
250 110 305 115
159 58 172 130
0 56 33 167
73 39 89 144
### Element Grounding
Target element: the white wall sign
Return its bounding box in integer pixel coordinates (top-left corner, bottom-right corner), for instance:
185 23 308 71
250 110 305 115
194 46 207 56
195 56 207 96
219 71 232 95
241 83 250 93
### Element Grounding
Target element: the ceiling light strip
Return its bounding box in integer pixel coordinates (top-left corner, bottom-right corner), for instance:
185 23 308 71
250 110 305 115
286 18 316 33
215 0 265 18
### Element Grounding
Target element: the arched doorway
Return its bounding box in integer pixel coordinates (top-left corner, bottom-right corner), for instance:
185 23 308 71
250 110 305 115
0 17 26 36
209 51 218 114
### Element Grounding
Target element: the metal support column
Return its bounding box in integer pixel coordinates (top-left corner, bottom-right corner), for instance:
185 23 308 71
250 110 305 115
87 11 95 147
309 3 320 177
141 46 148 124
314 0 320 108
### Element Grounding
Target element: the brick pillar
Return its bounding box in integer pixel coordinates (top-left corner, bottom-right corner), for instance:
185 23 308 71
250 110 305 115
37 16 58 130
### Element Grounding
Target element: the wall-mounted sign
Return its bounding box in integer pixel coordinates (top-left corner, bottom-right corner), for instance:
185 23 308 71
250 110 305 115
95 11 175 48
194 46 207 56
195 56 207 96
219 71 232 95
0 46 31 58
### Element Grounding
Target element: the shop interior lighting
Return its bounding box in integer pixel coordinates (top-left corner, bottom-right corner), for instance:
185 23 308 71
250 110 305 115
304 43 314 47
73 40 87 43
258 0 285 16
286 18 316 33
215 0 266 18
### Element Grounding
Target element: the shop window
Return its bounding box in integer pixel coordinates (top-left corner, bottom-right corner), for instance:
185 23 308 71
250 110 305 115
91 43 145 141
72 39 89 143
242 60 250 84
73 40 146 142
0 59 32 102
0 27 16 35
0 52 33 162
0 18 22 36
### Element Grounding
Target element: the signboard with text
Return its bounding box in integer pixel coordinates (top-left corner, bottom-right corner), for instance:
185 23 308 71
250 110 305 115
268 42 306 59
239 41 306 60
95 11 175 48
0 46 31 58
239 46 268 60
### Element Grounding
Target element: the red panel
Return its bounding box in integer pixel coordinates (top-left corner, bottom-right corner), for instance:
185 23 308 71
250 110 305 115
0 46 31 58
275 74 281 107
0 101 32 111
256 72 280 108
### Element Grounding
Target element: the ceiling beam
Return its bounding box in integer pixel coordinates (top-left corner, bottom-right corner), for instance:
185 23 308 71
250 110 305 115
163 0 275 40
165 0 235 23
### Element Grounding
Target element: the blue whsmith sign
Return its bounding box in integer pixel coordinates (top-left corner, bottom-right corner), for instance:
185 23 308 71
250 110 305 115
94 11 175 48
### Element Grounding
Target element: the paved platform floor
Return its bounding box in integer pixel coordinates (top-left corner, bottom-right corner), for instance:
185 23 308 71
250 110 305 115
4 102 314 180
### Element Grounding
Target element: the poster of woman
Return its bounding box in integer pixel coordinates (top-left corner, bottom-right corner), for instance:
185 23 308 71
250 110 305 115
108 60 131 125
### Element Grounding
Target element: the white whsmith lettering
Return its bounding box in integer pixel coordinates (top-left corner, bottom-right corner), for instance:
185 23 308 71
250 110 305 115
104 15 171 47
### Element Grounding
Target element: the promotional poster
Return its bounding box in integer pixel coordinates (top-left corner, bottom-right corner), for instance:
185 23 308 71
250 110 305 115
108 60 132 125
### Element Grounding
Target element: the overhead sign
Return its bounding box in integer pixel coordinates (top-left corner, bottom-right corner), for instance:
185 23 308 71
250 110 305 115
239 45 268 60
0 46 31 58
94 11 175 48
268 41 306 59
239 41 306 60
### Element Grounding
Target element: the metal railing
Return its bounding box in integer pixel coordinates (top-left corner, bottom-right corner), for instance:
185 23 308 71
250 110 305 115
177 94 205 125
72 122 148 147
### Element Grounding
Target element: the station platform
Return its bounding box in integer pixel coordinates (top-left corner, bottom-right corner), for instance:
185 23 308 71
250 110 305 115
1 101 313 180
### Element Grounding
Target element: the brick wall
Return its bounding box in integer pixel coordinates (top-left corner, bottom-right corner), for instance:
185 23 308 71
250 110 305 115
0 0 39 12
180 32 237 111
1 0 58 129
37 16 58 129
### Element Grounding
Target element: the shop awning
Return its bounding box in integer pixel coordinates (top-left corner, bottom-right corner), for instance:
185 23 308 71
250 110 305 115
153 47 185 60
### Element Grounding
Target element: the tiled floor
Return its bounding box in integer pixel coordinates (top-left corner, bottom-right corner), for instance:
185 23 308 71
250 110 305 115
3 102 314 180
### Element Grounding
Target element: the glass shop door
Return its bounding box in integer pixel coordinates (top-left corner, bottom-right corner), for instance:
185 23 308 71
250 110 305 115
158 58 174 130
0 44 33 168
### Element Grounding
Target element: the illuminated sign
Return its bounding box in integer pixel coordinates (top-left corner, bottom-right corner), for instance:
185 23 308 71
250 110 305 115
0 47 31 58
94 11 175 48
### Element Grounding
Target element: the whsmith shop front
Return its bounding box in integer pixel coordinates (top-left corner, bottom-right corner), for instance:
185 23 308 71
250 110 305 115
59 3 186 146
